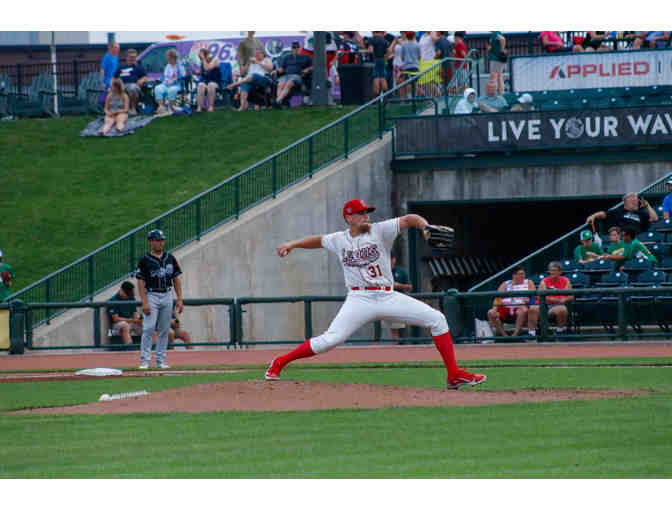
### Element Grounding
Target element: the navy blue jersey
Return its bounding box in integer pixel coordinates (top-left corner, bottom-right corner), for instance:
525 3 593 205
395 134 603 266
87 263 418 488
136 252 182 292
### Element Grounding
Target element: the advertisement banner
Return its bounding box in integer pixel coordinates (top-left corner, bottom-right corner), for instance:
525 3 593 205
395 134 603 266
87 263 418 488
395 106 672 154
511 50 672 92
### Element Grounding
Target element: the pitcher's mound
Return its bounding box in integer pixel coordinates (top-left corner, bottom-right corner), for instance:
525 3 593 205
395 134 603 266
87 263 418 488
13 381 647 415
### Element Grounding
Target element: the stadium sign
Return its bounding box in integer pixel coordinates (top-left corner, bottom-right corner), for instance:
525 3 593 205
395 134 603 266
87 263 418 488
394 107 672 155
511 50 672 91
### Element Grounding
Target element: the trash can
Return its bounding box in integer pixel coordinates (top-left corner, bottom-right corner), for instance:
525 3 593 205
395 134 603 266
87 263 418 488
8 299 26 355
338 63 374 105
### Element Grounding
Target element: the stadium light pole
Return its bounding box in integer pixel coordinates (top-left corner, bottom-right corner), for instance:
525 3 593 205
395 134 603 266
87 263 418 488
311 31 328 106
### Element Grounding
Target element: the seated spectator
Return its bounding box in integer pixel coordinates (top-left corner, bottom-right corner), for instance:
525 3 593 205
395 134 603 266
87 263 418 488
100 42 120 91
608 227 658 265
634 31 670 49
510 93 534 112
577 31 609 52
478 81 508 113
272 41 313 108
600 226 626 262
454 87 478 114
113 49 148 115
540 31 572 53
108 281 142 346
487 266 537 337
154 49 182 116
662 178 672 220
574 229 603 263
153 307 193 350
587 192 658 235
529 261 573 335
196 48 221 113
228 48 273 112
0 249 16 302
98 78 129 135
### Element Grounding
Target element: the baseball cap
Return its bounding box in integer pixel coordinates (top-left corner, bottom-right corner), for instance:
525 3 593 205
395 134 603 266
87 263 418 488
291 41 300 48
518 93 533 104
580 229 593 241
147 229 166 241
343 198 376 219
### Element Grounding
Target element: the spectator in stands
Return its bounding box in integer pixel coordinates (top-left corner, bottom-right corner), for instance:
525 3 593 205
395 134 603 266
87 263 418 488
100 41 120 90
0 249 16 302
419 31 439 62
587 192 658 235
662 178 672 220
196 48 221 113
633 31 670 49
237 31 264 78
487 31 508 94
98 78 129 135
574 229 603 263
153 306 194 350
228 48 272 112
600 226 626 263
392 31 407 86
529 261 573 335
339 31 364 63
401 32 420 99
510 93 534 112
478 81 508 113
604 227 657 266
113 49 148 116
272 42 312 108
454 87 478 114
368 31 395 97
387 255 413 341
487 266 537 337
108 281 142 346
539 31 572 53
449 31 468 93
579 31 609 52
154 49 182 116
434 32 453 87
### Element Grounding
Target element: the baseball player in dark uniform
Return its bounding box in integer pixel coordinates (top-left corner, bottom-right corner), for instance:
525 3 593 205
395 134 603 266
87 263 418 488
135 229 183 369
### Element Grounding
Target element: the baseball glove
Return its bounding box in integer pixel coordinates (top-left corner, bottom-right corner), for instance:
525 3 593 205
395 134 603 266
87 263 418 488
423 225 455 249
1 270 11 286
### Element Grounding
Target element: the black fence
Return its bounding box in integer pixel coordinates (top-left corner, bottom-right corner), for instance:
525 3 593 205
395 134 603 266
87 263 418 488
0 60 100 94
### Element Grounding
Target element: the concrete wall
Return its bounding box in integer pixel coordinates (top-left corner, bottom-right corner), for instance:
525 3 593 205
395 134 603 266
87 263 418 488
31 133 395 348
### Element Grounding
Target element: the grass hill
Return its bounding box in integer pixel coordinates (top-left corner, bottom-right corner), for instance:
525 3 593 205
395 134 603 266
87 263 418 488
0 107 354 294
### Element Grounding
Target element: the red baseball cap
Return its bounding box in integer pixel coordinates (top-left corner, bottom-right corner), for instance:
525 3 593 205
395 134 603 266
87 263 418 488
343 198 376 219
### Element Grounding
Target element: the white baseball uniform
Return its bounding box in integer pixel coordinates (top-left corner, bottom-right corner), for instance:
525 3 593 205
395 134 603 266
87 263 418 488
309 218 449 354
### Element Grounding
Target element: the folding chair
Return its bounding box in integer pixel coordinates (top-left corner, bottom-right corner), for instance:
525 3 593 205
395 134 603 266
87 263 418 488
567 272 594 333
631 270 666 333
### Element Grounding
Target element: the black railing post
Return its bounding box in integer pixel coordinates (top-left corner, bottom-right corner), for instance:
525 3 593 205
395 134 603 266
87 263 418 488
272 157 277 198
45 279 51 325
344 117 349 158
196 198 202 240
618 292 628 341
539 294 549 341
378 97 384 139
93 307 101 347
88 256 95 300
228 301 237 347
25 307 33 349
17 64 23 94
308 137 314 178
304 300 313 339
129 234 135 273
73 60 80 92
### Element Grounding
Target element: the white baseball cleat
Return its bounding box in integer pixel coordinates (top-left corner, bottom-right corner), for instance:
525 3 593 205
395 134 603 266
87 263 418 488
446 370 487 390
138 363 149 370
157 363 171 369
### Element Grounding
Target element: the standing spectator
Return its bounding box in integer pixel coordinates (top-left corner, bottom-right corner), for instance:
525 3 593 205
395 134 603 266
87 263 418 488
434 31 453 88
587 192 658 235
0 249 16 302
272 41 312 107
600 226 626 262
478 81 508 113
662 178 672 220
196 48 221 113
237 31 264 78
100 41 120 90
108 281 142 346
387 254 413 341
392 31 407 86
487 266 537 337
228 48 272 112
529 261 573 335
574 229 603 263
338 31 363 64
98 78 129 135
539 31 572 53
368 31 394 97
400 31 420 99
454 87 477 114
113 49 148 115
154 49 182 116
450 31 468 93
419 31 439 62
487 31 508 94
136 229 183 370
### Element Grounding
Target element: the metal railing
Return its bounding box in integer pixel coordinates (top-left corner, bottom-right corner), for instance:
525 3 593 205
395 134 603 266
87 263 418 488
5 286 671 353
470 172 672 292
0 60 100 95
7 56 476 331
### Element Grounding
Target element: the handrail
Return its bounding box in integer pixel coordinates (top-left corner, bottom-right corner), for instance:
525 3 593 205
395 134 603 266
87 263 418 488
469 171 672 292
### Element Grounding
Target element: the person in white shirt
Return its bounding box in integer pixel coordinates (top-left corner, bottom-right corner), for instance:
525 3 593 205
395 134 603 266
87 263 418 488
265 198 487 390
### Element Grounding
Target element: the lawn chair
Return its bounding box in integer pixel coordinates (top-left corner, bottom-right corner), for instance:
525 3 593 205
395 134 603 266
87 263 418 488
8 73 52 118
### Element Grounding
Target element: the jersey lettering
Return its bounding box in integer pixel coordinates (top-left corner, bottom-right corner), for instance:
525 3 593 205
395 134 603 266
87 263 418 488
342 244 380 267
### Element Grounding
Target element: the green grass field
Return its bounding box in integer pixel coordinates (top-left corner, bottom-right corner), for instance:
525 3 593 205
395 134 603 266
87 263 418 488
0 106 355 293
1 359 670 478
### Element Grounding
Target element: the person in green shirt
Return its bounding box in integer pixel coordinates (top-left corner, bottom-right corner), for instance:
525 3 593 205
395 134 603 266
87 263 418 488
602 226 657 268
574 229 603 263
107 281 142 345
0 249 16 302
602 226 626 260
